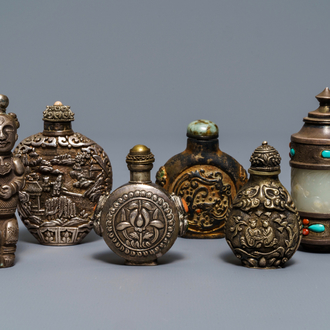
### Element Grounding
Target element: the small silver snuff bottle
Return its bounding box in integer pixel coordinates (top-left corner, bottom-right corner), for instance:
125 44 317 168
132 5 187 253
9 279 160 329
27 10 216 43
225 142 302 268
94 145 188 265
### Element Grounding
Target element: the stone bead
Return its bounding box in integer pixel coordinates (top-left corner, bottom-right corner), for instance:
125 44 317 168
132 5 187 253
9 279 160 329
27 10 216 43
186 119 218 140
309 224 325 233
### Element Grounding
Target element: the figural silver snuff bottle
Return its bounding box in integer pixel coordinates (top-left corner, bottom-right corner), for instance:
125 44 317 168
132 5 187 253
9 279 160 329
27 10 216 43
94 145 188 265
14 101 112 245
156 119 247 239
225 142 302 268
0 95 24 267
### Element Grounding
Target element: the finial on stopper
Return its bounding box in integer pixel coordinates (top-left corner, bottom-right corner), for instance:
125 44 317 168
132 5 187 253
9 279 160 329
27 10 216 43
0 94 9 112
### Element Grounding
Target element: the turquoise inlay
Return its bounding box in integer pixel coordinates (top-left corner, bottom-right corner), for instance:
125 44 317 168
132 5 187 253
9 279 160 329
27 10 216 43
309 224 325 233
187 119 218 139
290 148 295 157
321 150 330 158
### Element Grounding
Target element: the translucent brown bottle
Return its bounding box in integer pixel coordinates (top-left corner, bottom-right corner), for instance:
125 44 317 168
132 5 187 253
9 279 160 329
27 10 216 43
156 119 247 238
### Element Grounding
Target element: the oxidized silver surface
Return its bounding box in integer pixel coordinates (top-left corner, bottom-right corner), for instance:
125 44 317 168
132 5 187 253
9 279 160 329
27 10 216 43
94 144 187 265
0 94 24 267
225 142 302 268
14 102 112 245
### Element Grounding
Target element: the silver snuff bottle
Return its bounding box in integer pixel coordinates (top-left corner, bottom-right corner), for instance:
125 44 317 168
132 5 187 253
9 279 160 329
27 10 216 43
0 95 24 267
14 101 112 245
225 142 302 268
93 145 188 265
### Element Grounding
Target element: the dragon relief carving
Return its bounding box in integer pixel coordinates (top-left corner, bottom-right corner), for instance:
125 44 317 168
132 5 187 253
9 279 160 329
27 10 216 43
173 169 232 232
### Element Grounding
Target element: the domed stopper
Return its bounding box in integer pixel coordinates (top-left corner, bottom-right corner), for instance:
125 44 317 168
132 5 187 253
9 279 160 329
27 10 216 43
0 94 9 113
126 145 155 165
43 101 75 122
187 119 218 140
249 141 281 173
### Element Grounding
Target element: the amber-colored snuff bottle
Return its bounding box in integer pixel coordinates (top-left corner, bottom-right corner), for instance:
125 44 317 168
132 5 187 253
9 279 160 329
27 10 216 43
14 101 112 245
156 119 247 239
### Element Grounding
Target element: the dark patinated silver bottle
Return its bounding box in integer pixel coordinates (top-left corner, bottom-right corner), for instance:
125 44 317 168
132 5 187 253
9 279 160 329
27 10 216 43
94 145 188 265
14 101 112 245
225 141 302 268
0 94 24 267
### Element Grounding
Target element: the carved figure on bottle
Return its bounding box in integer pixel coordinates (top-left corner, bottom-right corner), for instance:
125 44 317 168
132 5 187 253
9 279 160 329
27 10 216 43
0 94 24 267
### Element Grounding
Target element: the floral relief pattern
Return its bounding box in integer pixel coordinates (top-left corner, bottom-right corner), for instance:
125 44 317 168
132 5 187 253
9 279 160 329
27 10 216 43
106 190 174 258
116 200 165 249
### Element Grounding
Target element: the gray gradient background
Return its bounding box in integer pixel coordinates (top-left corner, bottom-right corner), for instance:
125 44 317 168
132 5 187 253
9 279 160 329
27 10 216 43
1 1 330 329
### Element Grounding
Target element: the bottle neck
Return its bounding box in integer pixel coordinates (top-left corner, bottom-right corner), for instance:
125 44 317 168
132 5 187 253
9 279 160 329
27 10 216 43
249 173 279 182
186 138 220 152
43 121 74 136
128 164 153 183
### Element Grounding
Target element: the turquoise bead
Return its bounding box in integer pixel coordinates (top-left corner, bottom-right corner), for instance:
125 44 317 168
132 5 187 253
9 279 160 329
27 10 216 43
187 120 218 140
290 148 295 157
309 224 325 233
321 150 330 158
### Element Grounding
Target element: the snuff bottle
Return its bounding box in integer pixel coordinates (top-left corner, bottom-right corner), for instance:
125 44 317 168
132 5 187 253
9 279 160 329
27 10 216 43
225 142 302 268
156 119 247 239
93 145 188 265
0 94 24 267
290 87 330 251
14 101 112 245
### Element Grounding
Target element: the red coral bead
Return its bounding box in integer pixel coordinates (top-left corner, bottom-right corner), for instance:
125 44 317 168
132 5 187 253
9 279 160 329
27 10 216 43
302 218 310 225
303 228 309 236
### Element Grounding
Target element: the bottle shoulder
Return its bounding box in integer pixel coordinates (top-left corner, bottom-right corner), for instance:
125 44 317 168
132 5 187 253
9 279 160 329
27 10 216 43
159 148 247 189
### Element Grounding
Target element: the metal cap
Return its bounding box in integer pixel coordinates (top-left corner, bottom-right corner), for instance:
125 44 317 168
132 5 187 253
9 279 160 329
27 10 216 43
126 145 155 165
249 141 281 174
43 101 75 122
304 87 330 122
186 119 218 140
